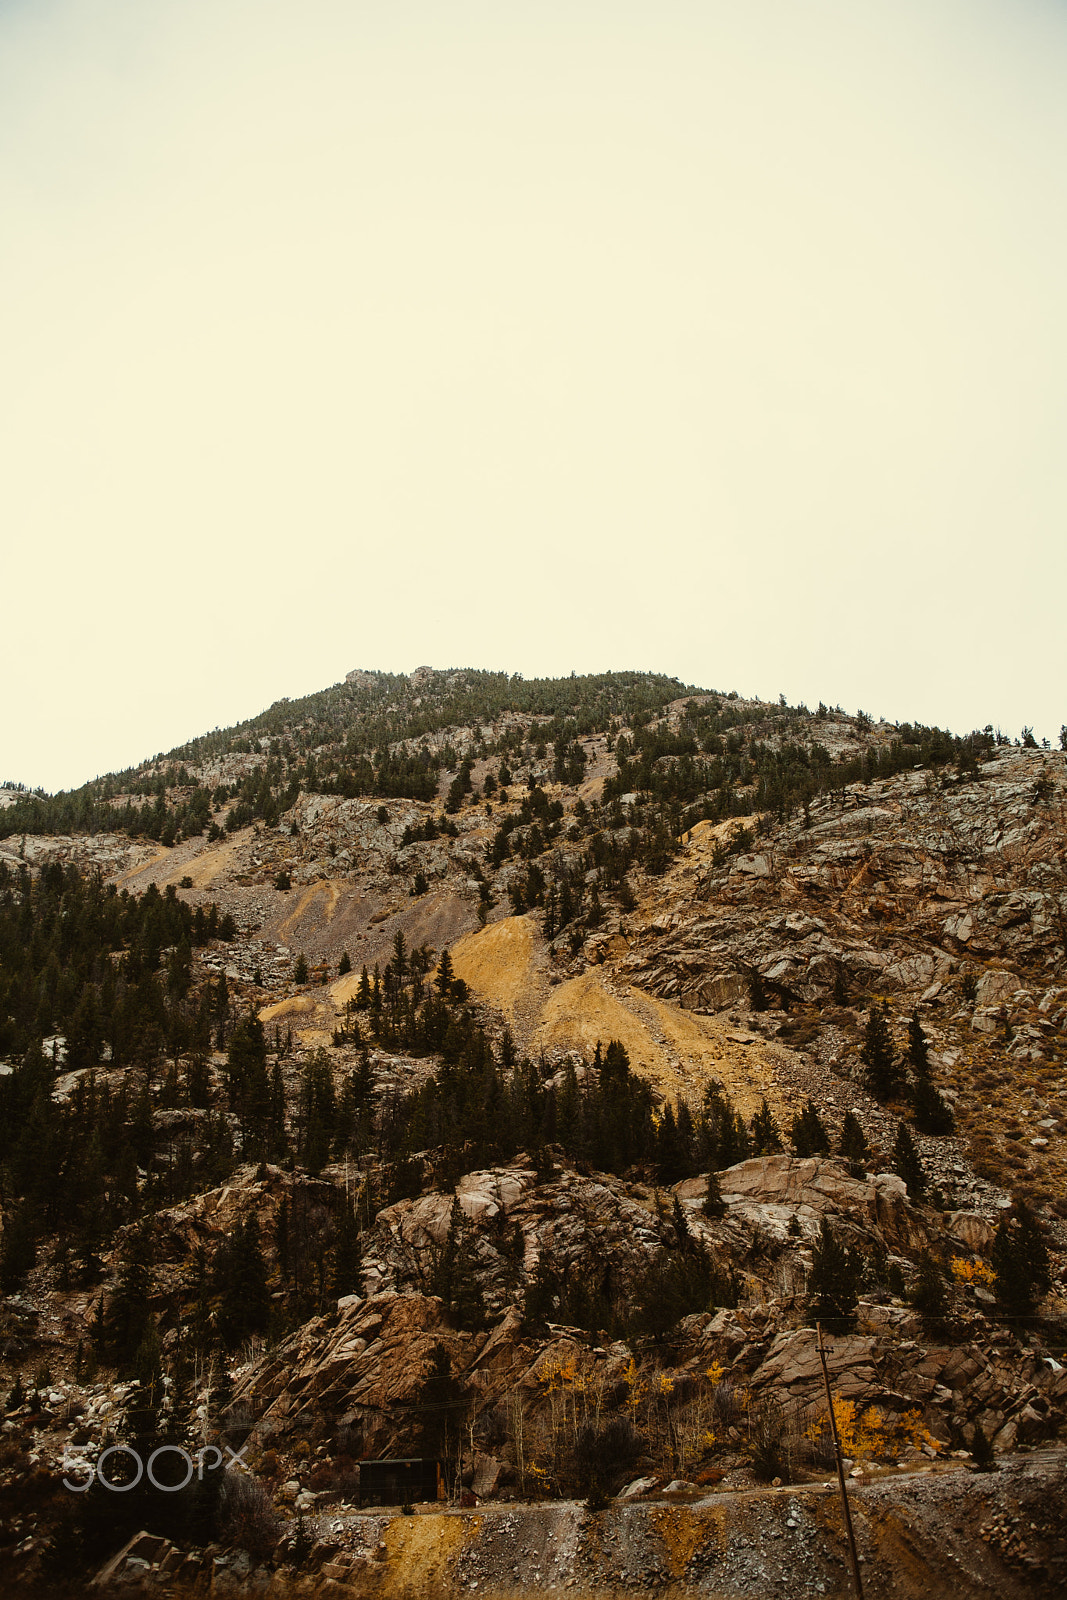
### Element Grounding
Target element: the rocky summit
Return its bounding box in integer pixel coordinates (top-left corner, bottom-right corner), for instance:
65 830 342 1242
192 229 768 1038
0 668 1064 1597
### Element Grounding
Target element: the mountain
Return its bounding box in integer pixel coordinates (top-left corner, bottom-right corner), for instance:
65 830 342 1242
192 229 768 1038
0 668 1064 1597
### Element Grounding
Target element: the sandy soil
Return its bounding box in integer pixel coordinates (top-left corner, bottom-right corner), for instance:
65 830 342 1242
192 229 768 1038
259 995 318 1025
451 917 550 1038
449 916 797 1118
275 881 342 940
111 828 254 893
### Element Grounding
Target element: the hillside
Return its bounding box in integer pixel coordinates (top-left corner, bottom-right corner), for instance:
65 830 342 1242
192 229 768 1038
0 667 1064 1597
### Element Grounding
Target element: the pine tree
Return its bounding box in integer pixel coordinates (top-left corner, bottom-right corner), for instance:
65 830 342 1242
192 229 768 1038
656 1104 684 1181
300 1052 336 1175
329 1203 362 1300
671 1194 692 1251
435 948 455 999
970 1420 996 1471
0 1203 38 1293
807 1221 860 1333
392 929 408 984
790 1100 831 1157
861 1003 900 1100
267 1061 288 1158
226 1014 270 1152
909 1250 948 1334
906 1010 930 1077
101 1222 155 1368
891 1120 926 1200
837 1110 869 1169
912 1075 954 1136
431 1199 484 1330
750 1098 783 1155
216 1219 270 1347
991 1201 1051 1318
702 1168 725 1218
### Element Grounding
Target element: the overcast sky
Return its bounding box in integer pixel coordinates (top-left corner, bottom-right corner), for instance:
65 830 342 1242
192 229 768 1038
3 0 1065 792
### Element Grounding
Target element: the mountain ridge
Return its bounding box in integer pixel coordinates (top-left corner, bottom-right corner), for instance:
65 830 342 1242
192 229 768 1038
0 667 1064 1596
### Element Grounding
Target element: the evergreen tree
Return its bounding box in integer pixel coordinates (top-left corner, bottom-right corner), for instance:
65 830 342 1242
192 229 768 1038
750 1097 783 1155
671 1194 692 1251
435 948 455 999
226 1014 270 1153
807 1220 861 1333
329 1203 362 1299
790 1100 831 1157
702 1168 725 1218
0 1202 38 1292
100 1222 155 1368
991 1201 1051 1318
837 1110 869 1175
299 1052 336 1175
430 1199 484 1330
970 1420 996 1471
909 1250 948 1335
860 1002 900 1100
891 1120 926 1200
267 1061 288 1158
656 1104 684 1182
216 1219 270 1347
911 1075 954 1136
906 1010 930 1077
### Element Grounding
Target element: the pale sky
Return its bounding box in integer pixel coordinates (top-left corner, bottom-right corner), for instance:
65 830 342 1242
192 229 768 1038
3 0 1065 792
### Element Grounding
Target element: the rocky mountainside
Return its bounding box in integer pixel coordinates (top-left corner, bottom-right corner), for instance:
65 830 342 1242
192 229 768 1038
0 667 1065 1596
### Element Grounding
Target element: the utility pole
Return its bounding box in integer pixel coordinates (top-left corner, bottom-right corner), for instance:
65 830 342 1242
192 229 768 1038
817 1322 865 1600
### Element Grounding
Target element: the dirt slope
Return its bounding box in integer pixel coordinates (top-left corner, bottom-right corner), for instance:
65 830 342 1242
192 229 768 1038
451 917 796 1119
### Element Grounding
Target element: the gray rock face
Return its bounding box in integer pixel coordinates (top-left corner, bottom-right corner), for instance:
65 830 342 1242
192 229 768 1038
620 749 1067 1012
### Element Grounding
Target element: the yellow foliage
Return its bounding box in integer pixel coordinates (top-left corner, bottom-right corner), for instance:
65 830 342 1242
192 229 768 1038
809 1397 941 1462
624 1357 649 1415
657 1371 675 1398
537 1354 578 1393
950 1257 995 1286
705 1362 726 1386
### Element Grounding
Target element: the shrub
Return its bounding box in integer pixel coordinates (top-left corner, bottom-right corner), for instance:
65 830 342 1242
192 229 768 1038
747 1397 797 1482
218 1470 280 1560
970 1421 996 1471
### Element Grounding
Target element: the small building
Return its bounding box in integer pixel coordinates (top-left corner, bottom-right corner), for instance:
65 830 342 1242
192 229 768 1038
358 1458 444 1507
